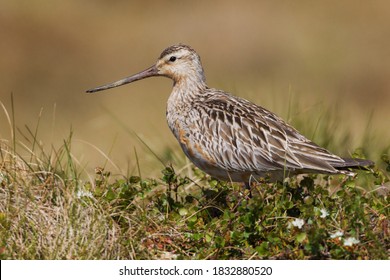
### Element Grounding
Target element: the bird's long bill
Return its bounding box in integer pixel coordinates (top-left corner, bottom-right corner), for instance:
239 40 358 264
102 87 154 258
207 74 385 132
86 65 159 93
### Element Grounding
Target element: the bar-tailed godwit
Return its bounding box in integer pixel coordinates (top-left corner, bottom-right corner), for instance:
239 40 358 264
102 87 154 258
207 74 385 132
87 44 373 184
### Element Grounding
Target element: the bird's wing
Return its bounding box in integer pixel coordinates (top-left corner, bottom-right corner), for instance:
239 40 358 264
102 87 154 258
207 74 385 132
191 89 345 174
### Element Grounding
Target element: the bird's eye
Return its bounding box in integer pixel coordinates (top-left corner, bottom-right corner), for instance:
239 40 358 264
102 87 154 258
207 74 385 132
169 56 177 62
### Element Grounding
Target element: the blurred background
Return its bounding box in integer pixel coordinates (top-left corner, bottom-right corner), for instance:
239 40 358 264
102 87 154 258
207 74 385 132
1 0 389 177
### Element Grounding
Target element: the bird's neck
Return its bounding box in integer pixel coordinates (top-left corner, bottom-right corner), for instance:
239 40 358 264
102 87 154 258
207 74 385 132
170 75 207 104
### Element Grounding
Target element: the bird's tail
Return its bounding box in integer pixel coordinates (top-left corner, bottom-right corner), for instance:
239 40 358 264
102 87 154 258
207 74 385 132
333 158 375 170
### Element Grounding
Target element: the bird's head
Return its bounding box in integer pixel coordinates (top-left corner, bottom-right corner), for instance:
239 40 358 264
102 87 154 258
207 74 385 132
86 44 206 93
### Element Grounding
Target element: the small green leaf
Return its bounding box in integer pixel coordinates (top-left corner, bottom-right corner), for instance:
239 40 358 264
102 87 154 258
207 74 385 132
304 196 314 205
296 232 307 243
256 242 269 256
178 207 188 216
209 179 218 188
205 232 213 243
188 214 197 223
105 188 116 201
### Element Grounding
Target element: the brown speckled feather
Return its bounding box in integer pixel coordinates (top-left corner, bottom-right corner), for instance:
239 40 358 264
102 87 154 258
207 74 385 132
168 87 351 182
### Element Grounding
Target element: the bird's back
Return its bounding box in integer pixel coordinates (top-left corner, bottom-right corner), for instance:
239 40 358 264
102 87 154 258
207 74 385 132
169 88 362 182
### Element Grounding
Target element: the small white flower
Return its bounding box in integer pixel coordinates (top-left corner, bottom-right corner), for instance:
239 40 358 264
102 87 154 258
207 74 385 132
291 218 305 229
319 208 329 218
330 230 344 239
160 251 178 260
343 237 360 246
76 189 93 198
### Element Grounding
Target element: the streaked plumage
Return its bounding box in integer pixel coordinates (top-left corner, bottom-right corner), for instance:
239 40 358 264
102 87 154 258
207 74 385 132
87 44 374 183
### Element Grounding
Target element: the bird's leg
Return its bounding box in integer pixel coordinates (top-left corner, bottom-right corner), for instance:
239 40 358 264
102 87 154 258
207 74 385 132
244 182 252 198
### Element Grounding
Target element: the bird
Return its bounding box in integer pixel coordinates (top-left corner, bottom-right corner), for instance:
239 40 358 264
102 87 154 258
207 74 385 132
86 44 374 185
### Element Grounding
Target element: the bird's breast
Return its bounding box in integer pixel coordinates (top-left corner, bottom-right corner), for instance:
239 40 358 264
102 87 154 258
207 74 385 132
166 107 222 172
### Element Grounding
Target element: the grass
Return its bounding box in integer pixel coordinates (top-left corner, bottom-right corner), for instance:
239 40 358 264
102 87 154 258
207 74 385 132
0 103 389 260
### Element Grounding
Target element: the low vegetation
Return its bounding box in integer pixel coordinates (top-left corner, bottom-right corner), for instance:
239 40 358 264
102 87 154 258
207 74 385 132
0 98 389 259
0 129 388 259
